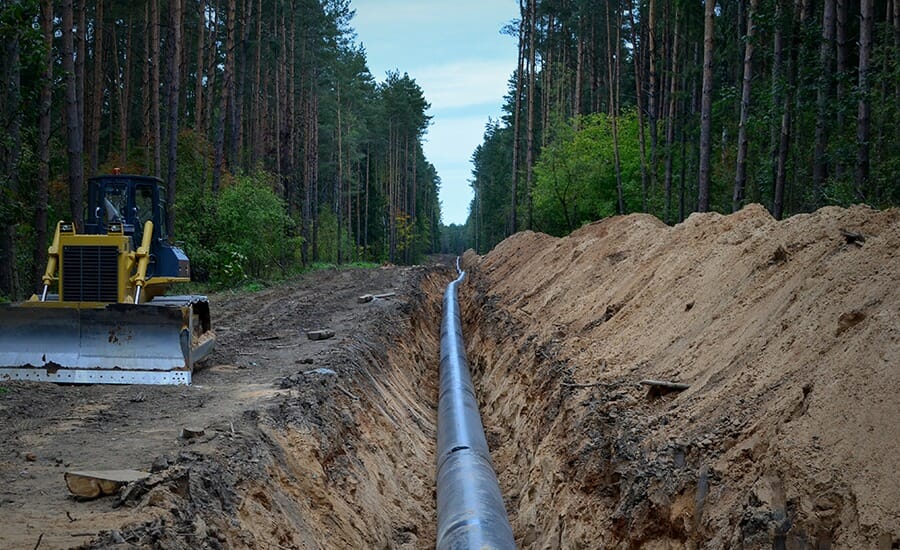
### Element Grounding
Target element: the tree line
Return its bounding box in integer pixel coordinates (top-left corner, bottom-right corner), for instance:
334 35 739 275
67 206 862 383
463 0 899 252
0 0 441 299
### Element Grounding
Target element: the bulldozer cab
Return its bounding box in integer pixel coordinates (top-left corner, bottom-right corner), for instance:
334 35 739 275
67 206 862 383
86 176 166 273
84 175 187 282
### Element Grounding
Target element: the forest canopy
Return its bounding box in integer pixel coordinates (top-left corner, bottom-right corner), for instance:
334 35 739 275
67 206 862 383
0 0 441 299
466 0 899 252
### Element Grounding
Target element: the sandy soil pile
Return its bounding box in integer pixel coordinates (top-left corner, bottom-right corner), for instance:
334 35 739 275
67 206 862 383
462 204 899 548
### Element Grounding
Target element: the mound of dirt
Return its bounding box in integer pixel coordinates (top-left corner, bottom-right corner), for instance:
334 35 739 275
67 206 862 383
461 204 899 548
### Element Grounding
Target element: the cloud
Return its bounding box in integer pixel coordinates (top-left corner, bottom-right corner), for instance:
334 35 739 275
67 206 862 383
423 116 492 225
353 0 516 28
414 61 512 110
424 115 494 163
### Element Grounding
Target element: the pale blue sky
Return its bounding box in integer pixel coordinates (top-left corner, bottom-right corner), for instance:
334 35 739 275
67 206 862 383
350 0 519 225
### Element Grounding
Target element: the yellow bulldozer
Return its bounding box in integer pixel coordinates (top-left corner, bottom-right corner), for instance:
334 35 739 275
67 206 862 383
0 173 214 385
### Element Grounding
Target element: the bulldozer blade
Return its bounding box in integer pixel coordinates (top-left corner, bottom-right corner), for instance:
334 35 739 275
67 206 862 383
0 301 214 385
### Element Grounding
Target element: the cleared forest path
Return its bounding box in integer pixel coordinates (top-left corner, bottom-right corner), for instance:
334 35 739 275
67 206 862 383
1 205 897 549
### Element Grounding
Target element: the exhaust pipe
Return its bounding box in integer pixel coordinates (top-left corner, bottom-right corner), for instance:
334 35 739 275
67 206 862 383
436 259 515 549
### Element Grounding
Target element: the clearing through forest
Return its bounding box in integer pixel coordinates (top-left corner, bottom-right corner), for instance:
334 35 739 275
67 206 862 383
0 204 898 549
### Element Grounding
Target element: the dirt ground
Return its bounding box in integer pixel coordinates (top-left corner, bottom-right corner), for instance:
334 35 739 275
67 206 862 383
0 264 450 549
461 203 899 548
1 204 897 549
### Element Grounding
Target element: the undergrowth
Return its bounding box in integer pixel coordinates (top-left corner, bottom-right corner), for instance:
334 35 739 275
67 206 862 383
172 261 381 295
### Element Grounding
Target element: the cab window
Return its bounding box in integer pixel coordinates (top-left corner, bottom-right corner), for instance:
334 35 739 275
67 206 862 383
101 183 128 223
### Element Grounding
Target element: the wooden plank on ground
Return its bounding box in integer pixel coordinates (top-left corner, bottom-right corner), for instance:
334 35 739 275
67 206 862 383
64 470 149 499
639 379 690 391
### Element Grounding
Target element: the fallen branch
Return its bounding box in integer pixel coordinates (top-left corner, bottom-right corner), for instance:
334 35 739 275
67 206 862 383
639 379 690 391
337 385 360 401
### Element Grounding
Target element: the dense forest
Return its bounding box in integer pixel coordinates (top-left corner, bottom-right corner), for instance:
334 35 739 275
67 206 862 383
463 0 899 252
0 0 441 300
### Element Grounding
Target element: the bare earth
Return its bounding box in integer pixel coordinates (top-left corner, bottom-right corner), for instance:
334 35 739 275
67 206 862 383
1 204 898 549
0 265 447 549
461 203 899 548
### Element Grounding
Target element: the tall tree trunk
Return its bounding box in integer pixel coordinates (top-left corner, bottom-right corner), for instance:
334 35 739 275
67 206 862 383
855 0 873 198
88 0 104 174
525 0 536 229
204 0 220 138
629 4 650 211
112 16 131 164
150 0 161 176
35 0 53 291
1 14 23 298
273 2 282 199
251 0 262 166
734 0 759 212
606 0 625 214
62 0 84 228
774 1 799 220
895 0 900 102
224 0 236 171
364 143 369 255
166 0 183 239
813 0 836 202
287 2 296 215
311 88 319 262
648 0 659 200
336 84 343 265
698 0 716 212
235 0 250 171
834 0 848 182
575 22 584 122
213 0 228 193
302 92 312 265
509 0 525 236
194 0 205 132
142 1 150 168
664 3 680 223
770 0 785 196
76 0 85 167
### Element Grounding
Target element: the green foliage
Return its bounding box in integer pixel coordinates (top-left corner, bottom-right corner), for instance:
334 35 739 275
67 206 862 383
315 206 355 265
242 281 265 292
213 173 299 285
174 134 299 288
533 112 642 236
469 120 513 253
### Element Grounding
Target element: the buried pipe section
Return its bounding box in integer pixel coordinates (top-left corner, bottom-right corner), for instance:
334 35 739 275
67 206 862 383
436 259 516 549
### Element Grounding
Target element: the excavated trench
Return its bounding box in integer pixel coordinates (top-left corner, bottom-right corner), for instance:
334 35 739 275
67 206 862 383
86 202 900 550
222 263 706 549
91 264 705 549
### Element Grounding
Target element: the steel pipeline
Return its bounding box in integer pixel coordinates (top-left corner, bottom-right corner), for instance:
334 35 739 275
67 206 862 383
435 258 516 549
